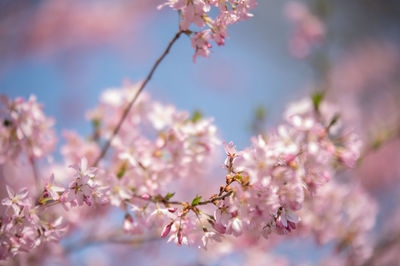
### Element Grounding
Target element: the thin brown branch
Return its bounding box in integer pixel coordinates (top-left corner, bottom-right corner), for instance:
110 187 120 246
131 194 184 206
93 30 183 167
198 191 233 206
131 189 233 208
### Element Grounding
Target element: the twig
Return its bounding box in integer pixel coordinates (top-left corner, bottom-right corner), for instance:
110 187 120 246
132 194 184 206
93 30 183 167
132 190 233 207
198 191 233 206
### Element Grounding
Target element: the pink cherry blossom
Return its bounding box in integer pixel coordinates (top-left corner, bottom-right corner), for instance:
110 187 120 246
191 30 213 63
159 0 257 61
2 186 30 216
61 157 105 207
42 174 65 200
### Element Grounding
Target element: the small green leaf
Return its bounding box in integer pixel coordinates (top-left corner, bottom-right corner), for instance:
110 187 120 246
191 195 202 206
255 106 266 121
371 131 389 150
191 110 203 123
312 92 325 112
92 118 101 129
165 192 175 201
233 174 243 181
117 164 127 179
327 113 340 130
39 197 52 205
372 139 382 150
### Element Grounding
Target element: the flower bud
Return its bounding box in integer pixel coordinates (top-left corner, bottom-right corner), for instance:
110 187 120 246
161 221 173 238
168 207 177 213
141 193 150 200
177 230 183 245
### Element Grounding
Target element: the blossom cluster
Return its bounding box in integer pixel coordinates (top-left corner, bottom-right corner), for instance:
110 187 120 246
85 84 220 204
0 89 366 260
159 0 257 62
0 84 221 260
0 95 56 164
115 96 363 249
0 93 107 259
300 180 377 265
0 185 66 260
0 155 110 259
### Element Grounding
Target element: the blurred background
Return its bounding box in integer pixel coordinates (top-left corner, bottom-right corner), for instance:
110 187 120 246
1 0 400 265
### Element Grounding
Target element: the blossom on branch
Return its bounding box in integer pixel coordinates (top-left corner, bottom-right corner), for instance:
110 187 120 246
0 95 56 163
159 0 258 61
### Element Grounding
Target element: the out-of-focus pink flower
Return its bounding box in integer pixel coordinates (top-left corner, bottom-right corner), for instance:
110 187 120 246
284 1 325 58
223 141 237 158
0 95 56 163
61 130 100 166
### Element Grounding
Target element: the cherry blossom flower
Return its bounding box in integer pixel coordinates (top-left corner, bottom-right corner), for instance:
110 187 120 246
2 186 30 215
42 174 65 201
159 0 257 61
61 157 104 207
191 30 213 62
201 231 222 249
284 1 325 58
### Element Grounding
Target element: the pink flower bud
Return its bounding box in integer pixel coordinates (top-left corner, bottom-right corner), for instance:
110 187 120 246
161 222 173 238
285 154 296 163
141 193 150 200
168 207 177 213
177 230 183 245
287 220 296 230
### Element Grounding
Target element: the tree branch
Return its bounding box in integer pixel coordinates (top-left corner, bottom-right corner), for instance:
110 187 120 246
93 30 183 167
198 191 233 206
